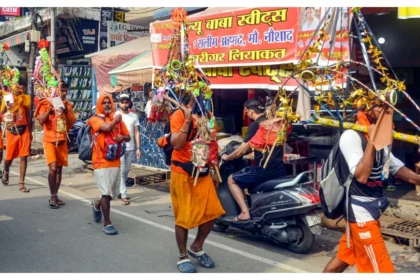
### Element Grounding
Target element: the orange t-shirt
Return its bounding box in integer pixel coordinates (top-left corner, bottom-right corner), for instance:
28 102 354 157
170 109 199 175
35 100 77 143
89 115 130 170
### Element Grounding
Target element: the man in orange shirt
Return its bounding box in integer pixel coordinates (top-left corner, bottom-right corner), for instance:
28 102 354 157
89 95 130 235
34 82 76 208
169 97 225 273
1 85 31 192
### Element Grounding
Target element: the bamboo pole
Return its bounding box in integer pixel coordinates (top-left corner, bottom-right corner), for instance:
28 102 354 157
214 165 222 183
314 117 420 145
194 168 200 186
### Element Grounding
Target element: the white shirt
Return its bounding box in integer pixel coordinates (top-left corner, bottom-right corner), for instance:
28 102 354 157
339 130 404 176
145 100 152 118
302 19 319 31
339 129 405 223
115 111 140 151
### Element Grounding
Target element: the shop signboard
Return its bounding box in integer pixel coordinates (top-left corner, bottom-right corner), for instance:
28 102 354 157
107 22 149 48
0 7 21 16
151 7 350 68
201 64 347 90
100 7 113 50
56 19 99 58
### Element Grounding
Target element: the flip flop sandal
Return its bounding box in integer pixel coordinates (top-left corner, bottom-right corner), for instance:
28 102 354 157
386 185 396 191
56 197 66 206
18 183 30 193
102 225 118 235
49 198 60 209
121 198 130 205
187 248 215 268
2 171 9 186
233 215 251 223
177 259 196 273
92 200 102 223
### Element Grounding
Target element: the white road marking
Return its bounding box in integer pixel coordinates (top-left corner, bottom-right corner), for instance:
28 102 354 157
0 215 13 222
13 170 309 273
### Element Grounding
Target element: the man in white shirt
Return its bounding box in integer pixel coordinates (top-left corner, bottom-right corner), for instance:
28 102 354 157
115 93 141 205
145 88 152 119
323 104 420 273
302 7 320 31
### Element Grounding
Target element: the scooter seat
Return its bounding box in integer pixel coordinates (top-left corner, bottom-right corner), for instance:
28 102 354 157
251 173 310 194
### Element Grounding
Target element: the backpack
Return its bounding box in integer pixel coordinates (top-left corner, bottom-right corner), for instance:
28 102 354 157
319 131 367 219
77 115 104 161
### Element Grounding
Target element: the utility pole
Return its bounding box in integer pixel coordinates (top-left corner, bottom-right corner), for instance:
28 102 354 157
50 7 56 67
27 7 38 136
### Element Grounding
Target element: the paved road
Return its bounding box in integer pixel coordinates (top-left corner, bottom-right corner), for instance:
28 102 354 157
0 155 418 273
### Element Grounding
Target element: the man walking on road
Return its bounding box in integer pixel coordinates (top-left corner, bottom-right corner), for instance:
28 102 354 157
89 95 130 235
35 82 76 208
1 84 31 193
169 96 225 273
323 104 420 273
115 92 141 205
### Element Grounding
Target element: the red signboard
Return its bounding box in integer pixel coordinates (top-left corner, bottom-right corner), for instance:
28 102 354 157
0 7 21 16
151 7 350 68
201 64 347 90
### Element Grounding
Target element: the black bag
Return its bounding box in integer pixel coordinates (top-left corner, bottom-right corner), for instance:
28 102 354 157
77 115 104 161
172 160 210 177
7 125 27 135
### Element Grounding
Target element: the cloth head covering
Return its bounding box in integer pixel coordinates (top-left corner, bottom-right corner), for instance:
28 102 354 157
96 95 115 118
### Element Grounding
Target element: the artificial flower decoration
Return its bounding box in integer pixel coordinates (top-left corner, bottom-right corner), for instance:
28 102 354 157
171 8 187 26
38 39 49 49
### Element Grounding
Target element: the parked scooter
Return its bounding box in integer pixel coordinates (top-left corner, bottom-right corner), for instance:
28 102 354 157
214 140 322 254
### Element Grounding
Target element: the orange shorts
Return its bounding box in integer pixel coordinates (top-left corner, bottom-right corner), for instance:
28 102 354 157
5 128 30 160
337 220 395 273
43 141 68 167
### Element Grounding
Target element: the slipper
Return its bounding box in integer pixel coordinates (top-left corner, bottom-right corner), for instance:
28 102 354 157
18 183 30 193
386 185 396 192
92 200 102 223
49 198 60 209
56 198 66 206
121 198 130 205
177 259 196 273
187 248 215 268
2 171 9 186
102 225 118 235
233 215 251 223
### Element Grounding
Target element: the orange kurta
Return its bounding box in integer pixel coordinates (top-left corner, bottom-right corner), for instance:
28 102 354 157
34 99 77 167
169 109 225 229
88 95 130 170
1 94 31 160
